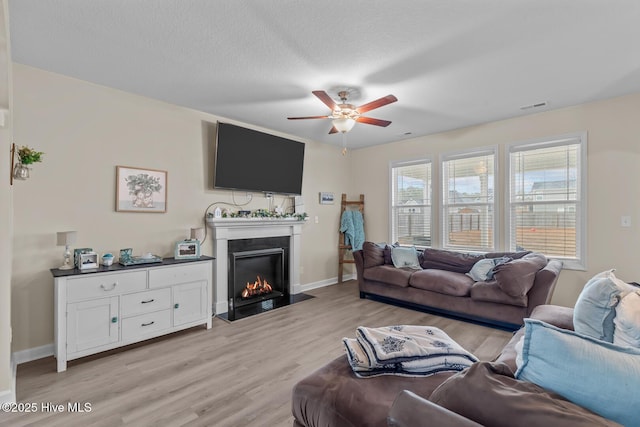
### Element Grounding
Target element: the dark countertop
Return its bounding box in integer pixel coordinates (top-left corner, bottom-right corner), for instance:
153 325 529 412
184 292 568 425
50 255 215 278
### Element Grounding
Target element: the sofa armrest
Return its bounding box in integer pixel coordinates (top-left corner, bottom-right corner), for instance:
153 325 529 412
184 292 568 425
387 390 482 427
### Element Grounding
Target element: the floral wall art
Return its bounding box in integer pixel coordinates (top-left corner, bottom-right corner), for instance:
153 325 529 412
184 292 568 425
116 166 167 213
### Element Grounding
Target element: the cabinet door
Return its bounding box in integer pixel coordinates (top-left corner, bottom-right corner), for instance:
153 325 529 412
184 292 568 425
173 281 207 326
67 296 119 353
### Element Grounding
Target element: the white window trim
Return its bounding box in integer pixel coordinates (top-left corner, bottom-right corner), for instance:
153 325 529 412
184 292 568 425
504 131 587 270
388 157 433 247
440 146 499 252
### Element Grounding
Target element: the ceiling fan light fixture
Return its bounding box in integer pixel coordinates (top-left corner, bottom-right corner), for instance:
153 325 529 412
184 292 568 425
332 117 356 133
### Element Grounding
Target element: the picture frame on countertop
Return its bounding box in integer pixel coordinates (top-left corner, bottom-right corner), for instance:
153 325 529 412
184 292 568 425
174 239 201 259
116 166 168 213
78 252 98 270
74 248 93 268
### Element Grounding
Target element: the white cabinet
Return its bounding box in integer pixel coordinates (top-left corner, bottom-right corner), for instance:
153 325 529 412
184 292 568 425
173 281 208 326
66 296 119 353
53 258 213 372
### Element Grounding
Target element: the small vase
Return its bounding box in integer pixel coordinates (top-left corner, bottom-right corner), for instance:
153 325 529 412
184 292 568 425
13 163 30 180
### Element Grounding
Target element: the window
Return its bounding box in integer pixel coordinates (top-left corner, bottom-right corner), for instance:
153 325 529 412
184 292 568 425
441 148 496 251
390 160 432 246
507 133 586 269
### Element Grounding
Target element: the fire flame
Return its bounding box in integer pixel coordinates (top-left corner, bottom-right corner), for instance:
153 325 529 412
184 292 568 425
241 276 273 299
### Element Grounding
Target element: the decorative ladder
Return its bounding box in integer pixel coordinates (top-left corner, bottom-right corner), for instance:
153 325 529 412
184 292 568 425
338 193 364 283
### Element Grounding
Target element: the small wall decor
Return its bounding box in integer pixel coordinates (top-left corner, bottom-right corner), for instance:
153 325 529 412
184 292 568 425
116 166 167 213
11 143 44 183
175 239 201 259
319 192 335 205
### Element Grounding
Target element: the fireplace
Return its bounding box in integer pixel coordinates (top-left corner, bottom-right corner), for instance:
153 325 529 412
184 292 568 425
227 237 289 320
208 217 306 319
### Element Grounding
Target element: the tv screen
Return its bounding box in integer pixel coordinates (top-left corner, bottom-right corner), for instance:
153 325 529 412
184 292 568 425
214 122 305 195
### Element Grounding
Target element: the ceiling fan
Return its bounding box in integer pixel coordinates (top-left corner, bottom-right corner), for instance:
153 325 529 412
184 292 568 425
288 90 398 134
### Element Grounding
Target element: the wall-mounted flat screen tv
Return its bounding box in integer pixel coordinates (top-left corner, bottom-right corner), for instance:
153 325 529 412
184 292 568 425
213 122 305 195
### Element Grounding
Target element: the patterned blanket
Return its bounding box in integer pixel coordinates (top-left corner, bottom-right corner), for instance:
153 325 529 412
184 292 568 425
343 325 478 378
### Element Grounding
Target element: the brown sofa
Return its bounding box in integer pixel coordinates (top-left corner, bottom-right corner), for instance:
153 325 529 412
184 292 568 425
355 242 563 330
291 305 620 427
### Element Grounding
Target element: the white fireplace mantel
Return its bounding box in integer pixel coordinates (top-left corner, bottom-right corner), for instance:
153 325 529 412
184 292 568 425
206 218 305 315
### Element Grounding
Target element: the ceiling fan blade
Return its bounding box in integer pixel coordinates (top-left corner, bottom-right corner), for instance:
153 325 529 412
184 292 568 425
356 95 398 114
328 126 339 134
312 90 339 111
287 115 330 120
357 116 392 127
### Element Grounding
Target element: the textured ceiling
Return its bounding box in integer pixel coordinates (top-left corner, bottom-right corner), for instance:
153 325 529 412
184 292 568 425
8 1 640 149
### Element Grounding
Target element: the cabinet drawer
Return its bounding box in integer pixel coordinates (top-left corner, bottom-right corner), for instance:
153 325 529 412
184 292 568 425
121 309 171 342
67 271 147 302
121 288 171 317
149 263 208 288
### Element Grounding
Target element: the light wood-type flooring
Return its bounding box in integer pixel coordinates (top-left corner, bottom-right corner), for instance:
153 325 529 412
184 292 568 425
4 280 512 427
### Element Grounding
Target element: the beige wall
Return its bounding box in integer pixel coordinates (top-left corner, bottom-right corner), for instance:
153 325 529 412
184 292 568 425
0 0 13 400
11 64 353 352
351 93 640 307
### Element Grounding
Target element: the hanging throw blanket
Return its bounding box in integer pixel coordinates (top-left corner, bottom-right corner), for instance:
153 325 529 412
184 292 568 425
340 210 365 251
343 325 478 378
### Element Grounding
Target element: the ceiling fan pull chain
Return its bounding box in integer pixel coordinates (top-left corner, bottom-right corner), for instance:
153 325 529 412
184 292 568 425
341 133 347 156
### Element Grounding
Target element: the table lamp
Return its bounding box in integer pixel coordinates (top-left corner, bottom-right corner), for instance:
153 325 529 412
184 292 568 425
57 231 77 270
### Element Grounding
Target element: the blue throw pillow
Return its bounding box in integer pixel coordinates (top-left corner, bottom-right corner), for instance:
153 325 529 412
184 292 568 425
515 319 640 427
390 246 421 269
466 258 495 282
466 256 512 282
573 270 636 342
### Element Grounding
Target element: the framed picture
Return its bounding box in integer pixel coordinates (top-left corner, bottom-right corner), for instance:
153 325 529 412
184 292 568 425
78 252 98 270
74 247 93 268
116 166 168 213
174 239 201 259
319 192 334 205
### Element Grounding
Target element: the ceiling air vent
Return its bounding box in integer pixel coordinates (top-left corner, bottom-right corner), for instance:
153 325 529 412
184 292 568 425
520 101 548 111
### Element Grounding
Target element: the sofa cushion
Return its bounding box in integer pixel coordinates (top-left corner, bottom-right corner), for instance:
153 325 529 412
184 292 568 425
613 288 640 347
362 241 386 268
363 265 413 287
466 256 511 282
515 319 640 427
409 270 473 296
470 281 528 307
466 258 496 282
383 242 399 265
420 248 483 273
429 361 621 427
391 246 421 269
493 252 547 297
573 269 636 342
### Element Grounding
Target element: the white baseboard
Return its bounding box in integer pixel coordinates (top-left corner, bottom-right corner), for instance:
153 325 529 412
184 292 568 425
292 273 356 294
0 355 16 404
13 343 54 366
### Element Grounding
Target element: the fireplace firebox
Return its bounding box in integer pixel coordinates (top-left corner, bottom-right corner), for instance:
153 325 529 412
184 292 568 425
228 237 289 320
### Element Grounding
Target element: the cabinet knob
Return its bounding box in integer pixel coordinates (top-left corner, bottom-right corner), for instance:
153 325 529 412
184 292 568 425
174 303 180 309
111 316 118 323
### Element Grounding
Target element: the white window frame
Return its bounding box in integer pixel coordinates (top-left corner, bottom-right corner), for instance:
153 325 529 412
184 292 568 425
505 132 587 270
440 147 498 252
389 158 433 247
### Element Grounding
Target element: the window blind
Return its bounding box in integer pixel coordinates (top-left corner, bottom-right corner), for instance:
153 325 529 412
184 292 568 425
441 150 496 251
391 160 432 247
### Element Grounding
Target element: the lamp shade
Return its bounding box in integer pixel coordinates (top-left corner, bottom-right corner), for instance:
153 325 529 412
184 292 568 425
190 227 205 241
57 231 77 246
332 117 356 133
